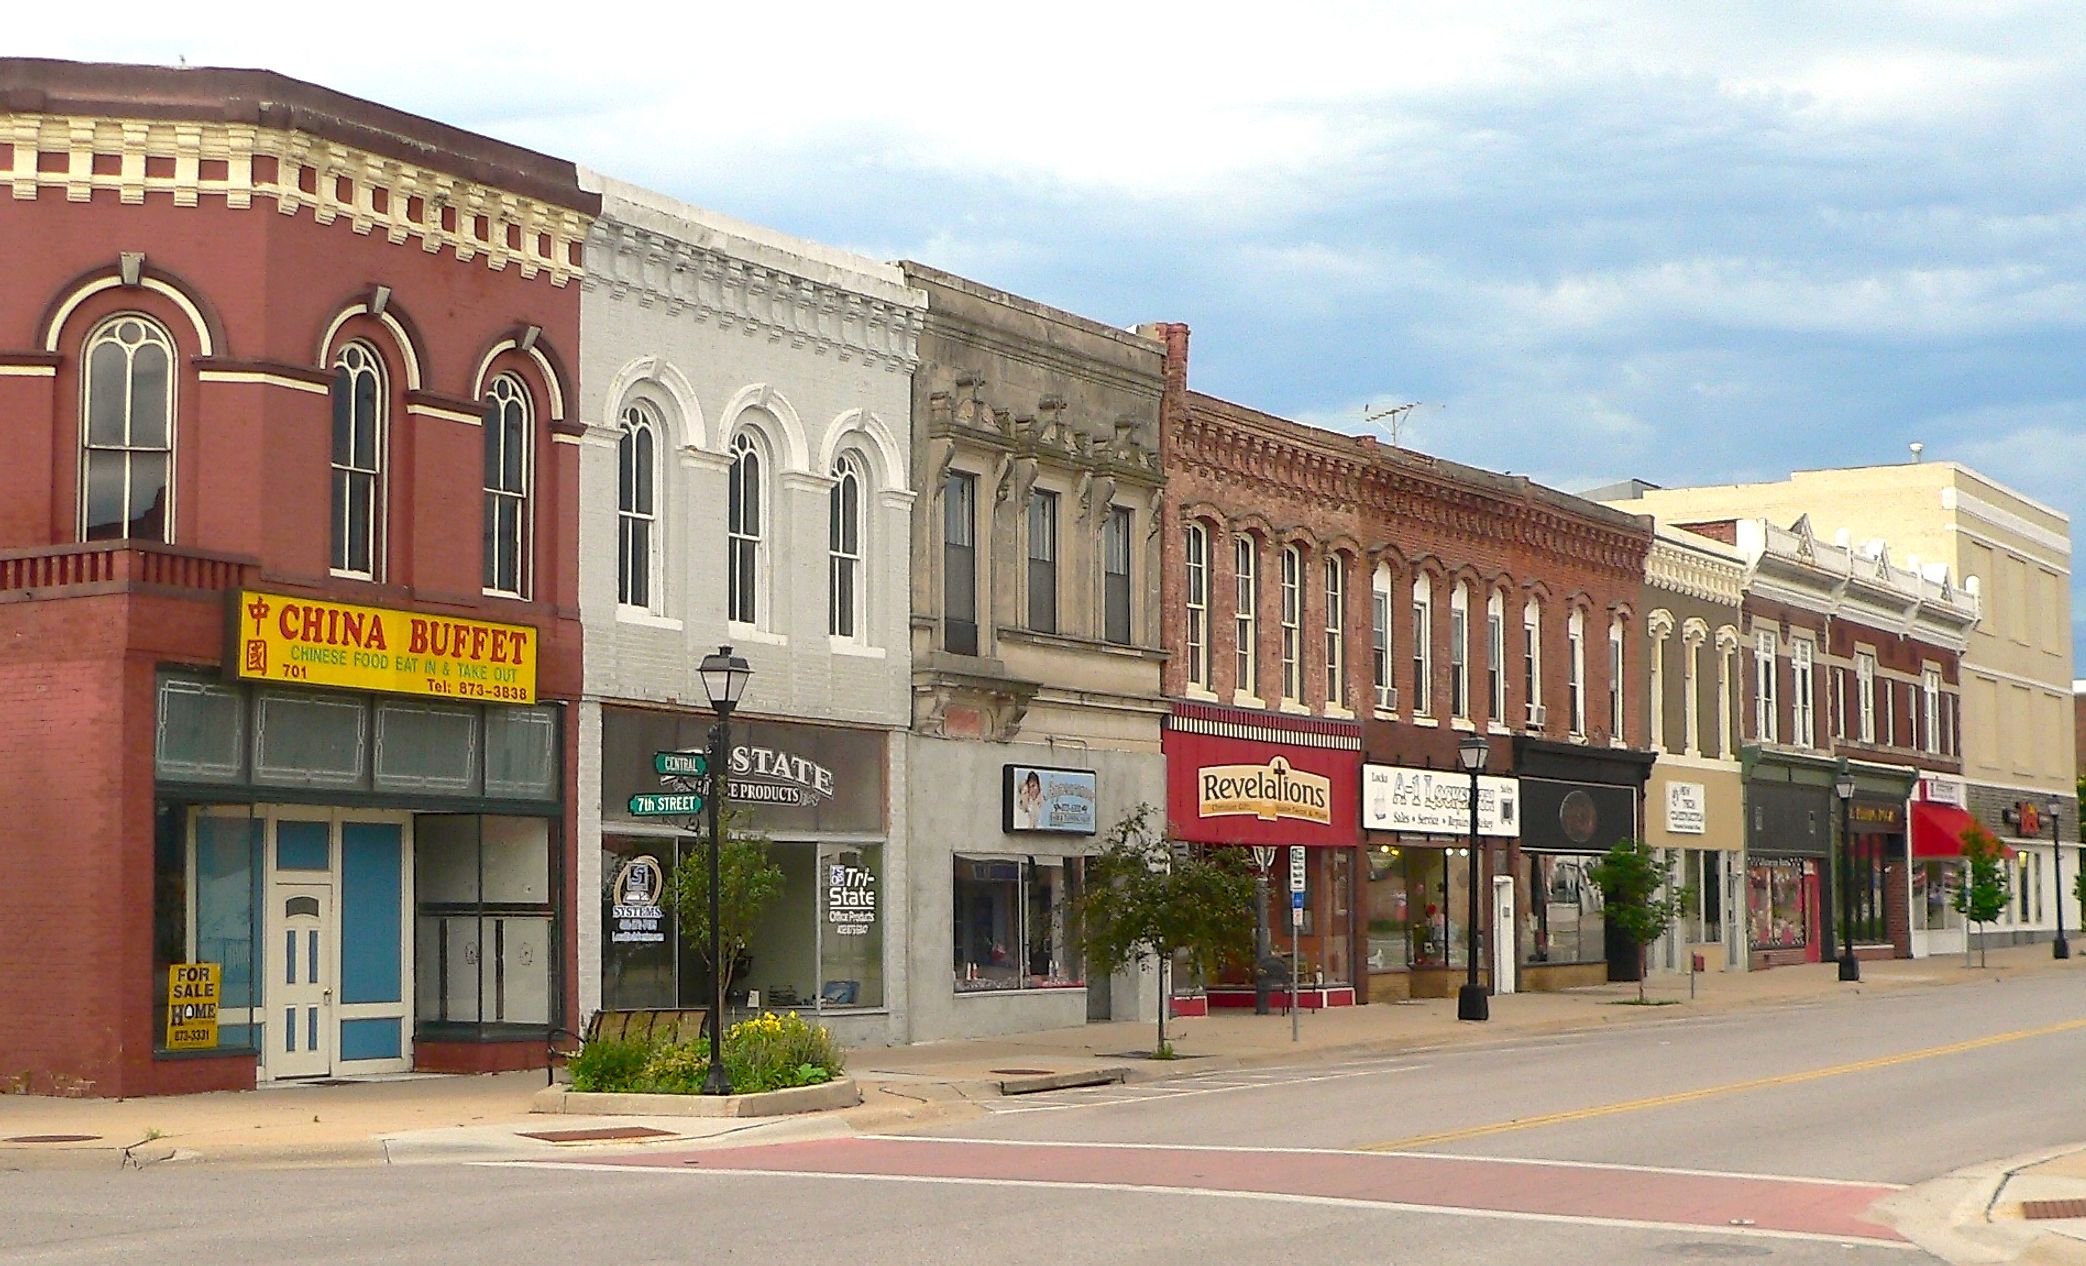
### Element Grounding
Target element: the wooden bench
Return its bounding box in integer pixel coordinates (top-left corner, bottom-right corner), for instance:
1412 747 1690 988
546 1007 710 1084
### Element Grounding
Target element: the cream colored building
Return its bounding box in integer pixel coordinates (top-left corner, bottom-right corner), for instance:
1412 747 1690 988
1605 464 2076 947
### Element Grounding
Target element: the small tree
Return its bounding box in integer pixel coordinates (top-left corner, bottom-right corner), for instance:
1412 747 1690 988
1954 824 2012 968
670 806 784 1005
1587 839 1693 1003
1080 804 1256 1055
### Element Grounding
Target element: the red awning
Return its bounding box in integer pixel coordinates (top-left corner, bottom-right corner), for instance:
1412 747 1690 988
1911 801 2010 859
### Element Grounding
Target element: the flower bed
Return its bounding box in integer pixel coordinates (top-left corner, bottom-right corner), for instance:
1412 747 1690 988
569 1011 844 1096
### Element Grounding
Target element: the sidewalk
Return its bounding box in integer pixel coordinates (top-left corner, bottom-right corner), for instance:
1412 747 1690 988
1881 1142 2086 1265
2 943 2073 1171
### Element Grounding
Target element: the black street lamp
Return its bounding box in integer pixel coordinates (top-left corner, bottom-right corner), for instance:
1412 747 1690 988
697 644 752 1096
2050 798 2069 961
1457 732 1490 1022
1834 763 1859 983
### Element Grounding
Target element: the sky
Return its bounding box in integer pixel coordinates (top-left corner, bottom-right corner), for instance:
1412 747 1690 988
16 2 2086 660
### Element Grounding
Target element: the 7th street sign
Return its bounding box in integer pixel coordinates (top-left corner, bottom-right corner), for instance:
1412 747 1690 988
629 792 705 817
655 751 708 777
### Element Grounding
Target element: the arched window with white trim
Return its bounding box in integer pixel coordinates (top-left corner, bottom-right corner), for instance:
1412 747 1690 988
1567 608 1587 736
1184 523 1210 688
617 404 658 610
1234 534 1258 699
829 452 864 639
1324 555 1346 709
481 373 531 596
1280 544 1303 702
80 314 176 542
1449 581 1470 719
330 342 384 576
728 431 764 625
1487 589 1507 723
1410 572 1433 717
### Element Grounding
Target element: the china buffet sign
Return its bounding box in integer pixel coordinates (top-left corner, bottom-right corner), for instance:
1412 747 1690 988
1197 757 1332 825
233 590 537 704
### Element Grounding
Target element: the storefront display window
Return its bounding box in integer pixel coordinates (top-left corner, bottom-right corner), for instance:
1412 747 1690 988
1364 845 1410 971
1748 858 1810 950
1402 846 1474 970
415 815 555 1036
1523 853 1605 965
1846 839 1889 945
1914 861 1961 931
153 804 263 1053
954 855 1084 992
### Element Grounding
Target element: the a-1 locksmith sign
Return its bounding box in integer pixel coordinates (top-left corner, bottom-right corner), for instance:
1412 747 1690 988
232 590 536 704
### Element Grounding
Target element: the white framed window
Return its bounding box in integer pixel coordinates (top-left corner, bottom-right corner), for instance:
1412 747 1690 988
1884 675 1896 746
944 470 978 655
1754 629 1778 743
481 373 531 596
1487 589 1506 723
1567 608 1587 736
1234 535 1258 698
1280 545 1303 701
1609 616 1625 740
1324 556 1346 708
828 452 864 639
330 341 384 577
728 432 764 625
1027 490 1058 634
1185 523 1210 687
1681 627 1702 755
1411 573 1433 716
80 314 176 543
1856 650 1877 744
1922 668 1941 754
1449 582 1470 719
1832 666 1846 739
1104 505 1133 646
1523 599 1543 723
1371 566 1393 711
617 404 659 610
1790 637 1815 748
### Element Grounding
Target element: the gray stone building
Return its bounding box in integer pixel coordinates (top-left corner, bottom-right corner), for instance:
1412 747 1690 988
901 264 1166 1040
575 174 924 1047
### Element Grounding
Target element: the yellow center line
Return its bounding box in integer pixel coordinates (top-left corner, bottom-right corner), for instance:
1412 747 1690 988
1363 1015 2086 1153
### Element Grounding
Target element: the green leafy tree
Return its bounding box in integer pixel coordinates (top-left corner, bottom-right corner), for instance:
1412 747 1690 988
1587 839 1693 1003
670 806 784 1004
1080 804 1256 1055
1954 824 2012 968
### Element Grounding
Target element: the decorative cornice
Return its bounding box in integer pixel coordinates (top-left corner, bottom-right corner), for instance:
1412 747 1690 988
3 112 590 286
1647 533 1745 606
926 372 1161 485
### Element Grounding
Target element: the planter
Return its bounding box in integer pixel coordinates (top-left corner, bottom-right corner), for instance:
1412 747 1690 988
531 1078 859 1119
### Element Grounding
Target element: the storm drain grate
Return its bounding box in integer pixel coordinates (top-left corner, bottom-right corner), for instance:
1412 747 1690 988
519 1126 677 1144
2021 1200 2086 1220
989 1069 1057 1076
5 1135 101 1144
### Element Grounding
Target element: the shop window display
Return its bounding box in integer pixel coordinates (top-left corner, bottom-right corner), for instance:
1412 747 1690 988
414 815 555 1035
1913 861 1962 932
1523 853 1606 964
953 855 1084 992
1399 846 1473 970
1748 858 1810 950
152 804 263 1052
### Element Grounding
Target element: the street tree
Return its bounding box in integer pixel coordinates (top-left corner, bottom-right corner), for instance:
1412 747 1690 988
670 805 785 1004
1587 838 1693 1003
1953 824 2011 968
1080 803 1256 1056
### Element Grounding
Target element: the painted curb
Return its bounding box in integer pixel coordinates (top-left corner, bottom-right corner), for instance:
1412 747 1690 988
533 1079 860 1118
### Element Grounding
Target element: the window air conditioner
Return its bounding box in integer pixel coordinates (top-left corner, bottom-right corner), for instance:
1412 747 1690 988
1375 684 1399 712
1525 702 1548 728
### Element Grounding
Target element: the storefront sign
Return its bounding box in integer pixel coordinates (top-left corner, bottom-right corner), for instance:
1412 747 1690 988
1665 782 1707 835
1849 797 1906 835
1917 775 1966 807
1003 765 1098 835
826 861 878 937
165 962 220 1050
1197 756 1332 825
609 856 667 945
232 590 536 703
728 744 835 808
1361 765 1519 838
1520 778 1639 854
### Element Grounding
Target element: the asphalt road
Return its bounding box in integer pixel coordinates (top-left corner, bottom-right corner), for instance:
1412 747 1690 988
9 971 2086 1265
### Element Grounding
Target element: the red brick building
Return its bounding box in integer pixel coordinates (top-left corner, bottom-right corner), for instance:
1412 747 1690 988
0 60 593 1095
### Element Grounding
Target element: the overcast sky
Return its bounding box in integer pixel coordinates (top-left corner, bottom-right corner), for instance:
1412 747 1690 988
19 3 2086 660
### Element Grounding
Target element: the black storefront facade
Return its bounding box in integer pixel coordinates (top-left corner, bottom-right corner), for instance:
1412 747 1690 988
1742 749 1835 969
1511 738 1655 991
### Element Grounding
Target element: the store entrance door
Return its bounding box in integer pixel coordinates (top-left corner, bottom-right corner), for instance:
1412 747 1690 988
1491 874 1516 995
270 876 335 1079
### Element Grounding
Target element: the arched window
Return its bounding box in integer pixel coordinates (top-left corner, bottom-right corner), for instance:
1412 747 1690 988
1487 589 1507 722
617 404 658 609
1370 564 1394 712
1449 581 1470 719
829 452 863 639
330 342 384 577
1410 572 1433 717
1184 523 1210 687
1568 608 1587 736
1323 556 1345 708
80 314 176 542
1523 598 1543 729
482 373 531 596
1234 535 1258 698
728 432 764 625
1279 544 1303 701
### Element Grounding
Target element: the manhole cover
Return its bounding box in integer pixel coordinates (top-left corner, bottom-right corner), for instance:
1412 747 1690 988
2022 1199 2086 1220
1656 1244 1771 1259
518 1126 676 1144
989 1068 1056 1076
5 1134 101 1144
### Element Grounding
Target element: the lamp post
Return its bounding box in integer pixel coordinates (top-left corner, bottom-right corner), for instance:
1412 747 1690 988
697 644 752 1096
2050 798 2070 960
1456 733 1490 1022
1834 764 1859 983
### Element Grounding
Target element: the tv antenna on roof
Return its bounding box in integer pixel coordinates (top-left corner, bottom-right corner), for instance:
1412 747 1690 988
1363 402 1423 447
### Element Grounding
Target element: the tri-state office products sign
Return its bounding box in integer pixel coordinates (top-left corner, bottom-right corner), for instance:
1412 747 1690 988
608 855 667 946
826 861 878 936
165 962 220 1050
1004 765 1099 835
232 590 537 704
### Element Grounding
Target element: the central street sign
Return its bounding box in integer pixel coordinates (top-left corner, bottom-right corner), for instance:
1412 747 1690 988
654 750 708 777
629 792 705 817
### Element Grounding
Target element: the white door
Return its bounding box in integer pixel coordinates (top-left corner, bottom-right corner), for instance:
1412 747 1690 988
1491 874 1516 995
271 880 334 1079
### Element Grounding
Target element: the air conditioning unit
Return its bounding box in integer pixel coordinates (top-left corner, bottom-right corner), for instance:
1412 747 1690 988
1375 684 1399 712
1524 702 1548 728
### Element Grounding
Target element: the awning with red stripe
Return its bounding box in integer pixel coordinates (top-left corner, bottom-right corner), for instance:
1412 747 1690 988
1911 801 2010 859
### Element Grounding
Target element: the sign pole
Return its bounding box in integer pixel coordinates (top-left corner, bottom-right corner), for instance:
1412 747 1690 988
1289 846 1306 1042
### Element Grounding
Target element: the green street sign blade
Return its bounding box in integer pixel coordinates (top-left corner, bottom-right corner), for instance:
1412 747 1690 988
654 750 708 777
629 792 705 817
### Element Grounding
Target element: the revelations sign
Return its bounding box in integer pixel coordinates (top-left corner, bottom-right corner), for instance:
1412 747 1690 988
232 590 537 704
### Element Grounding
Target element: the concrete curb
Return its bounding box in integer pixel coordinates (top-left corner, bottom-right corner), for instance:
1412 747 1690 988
533 1079 860 1118
1876 1143 2086 1265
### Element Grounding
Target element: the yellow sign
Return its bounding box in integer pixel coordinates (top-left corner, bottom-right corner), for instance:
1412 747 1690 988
233 590 537 704
1197 757 1333 824
166 962 220 1050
